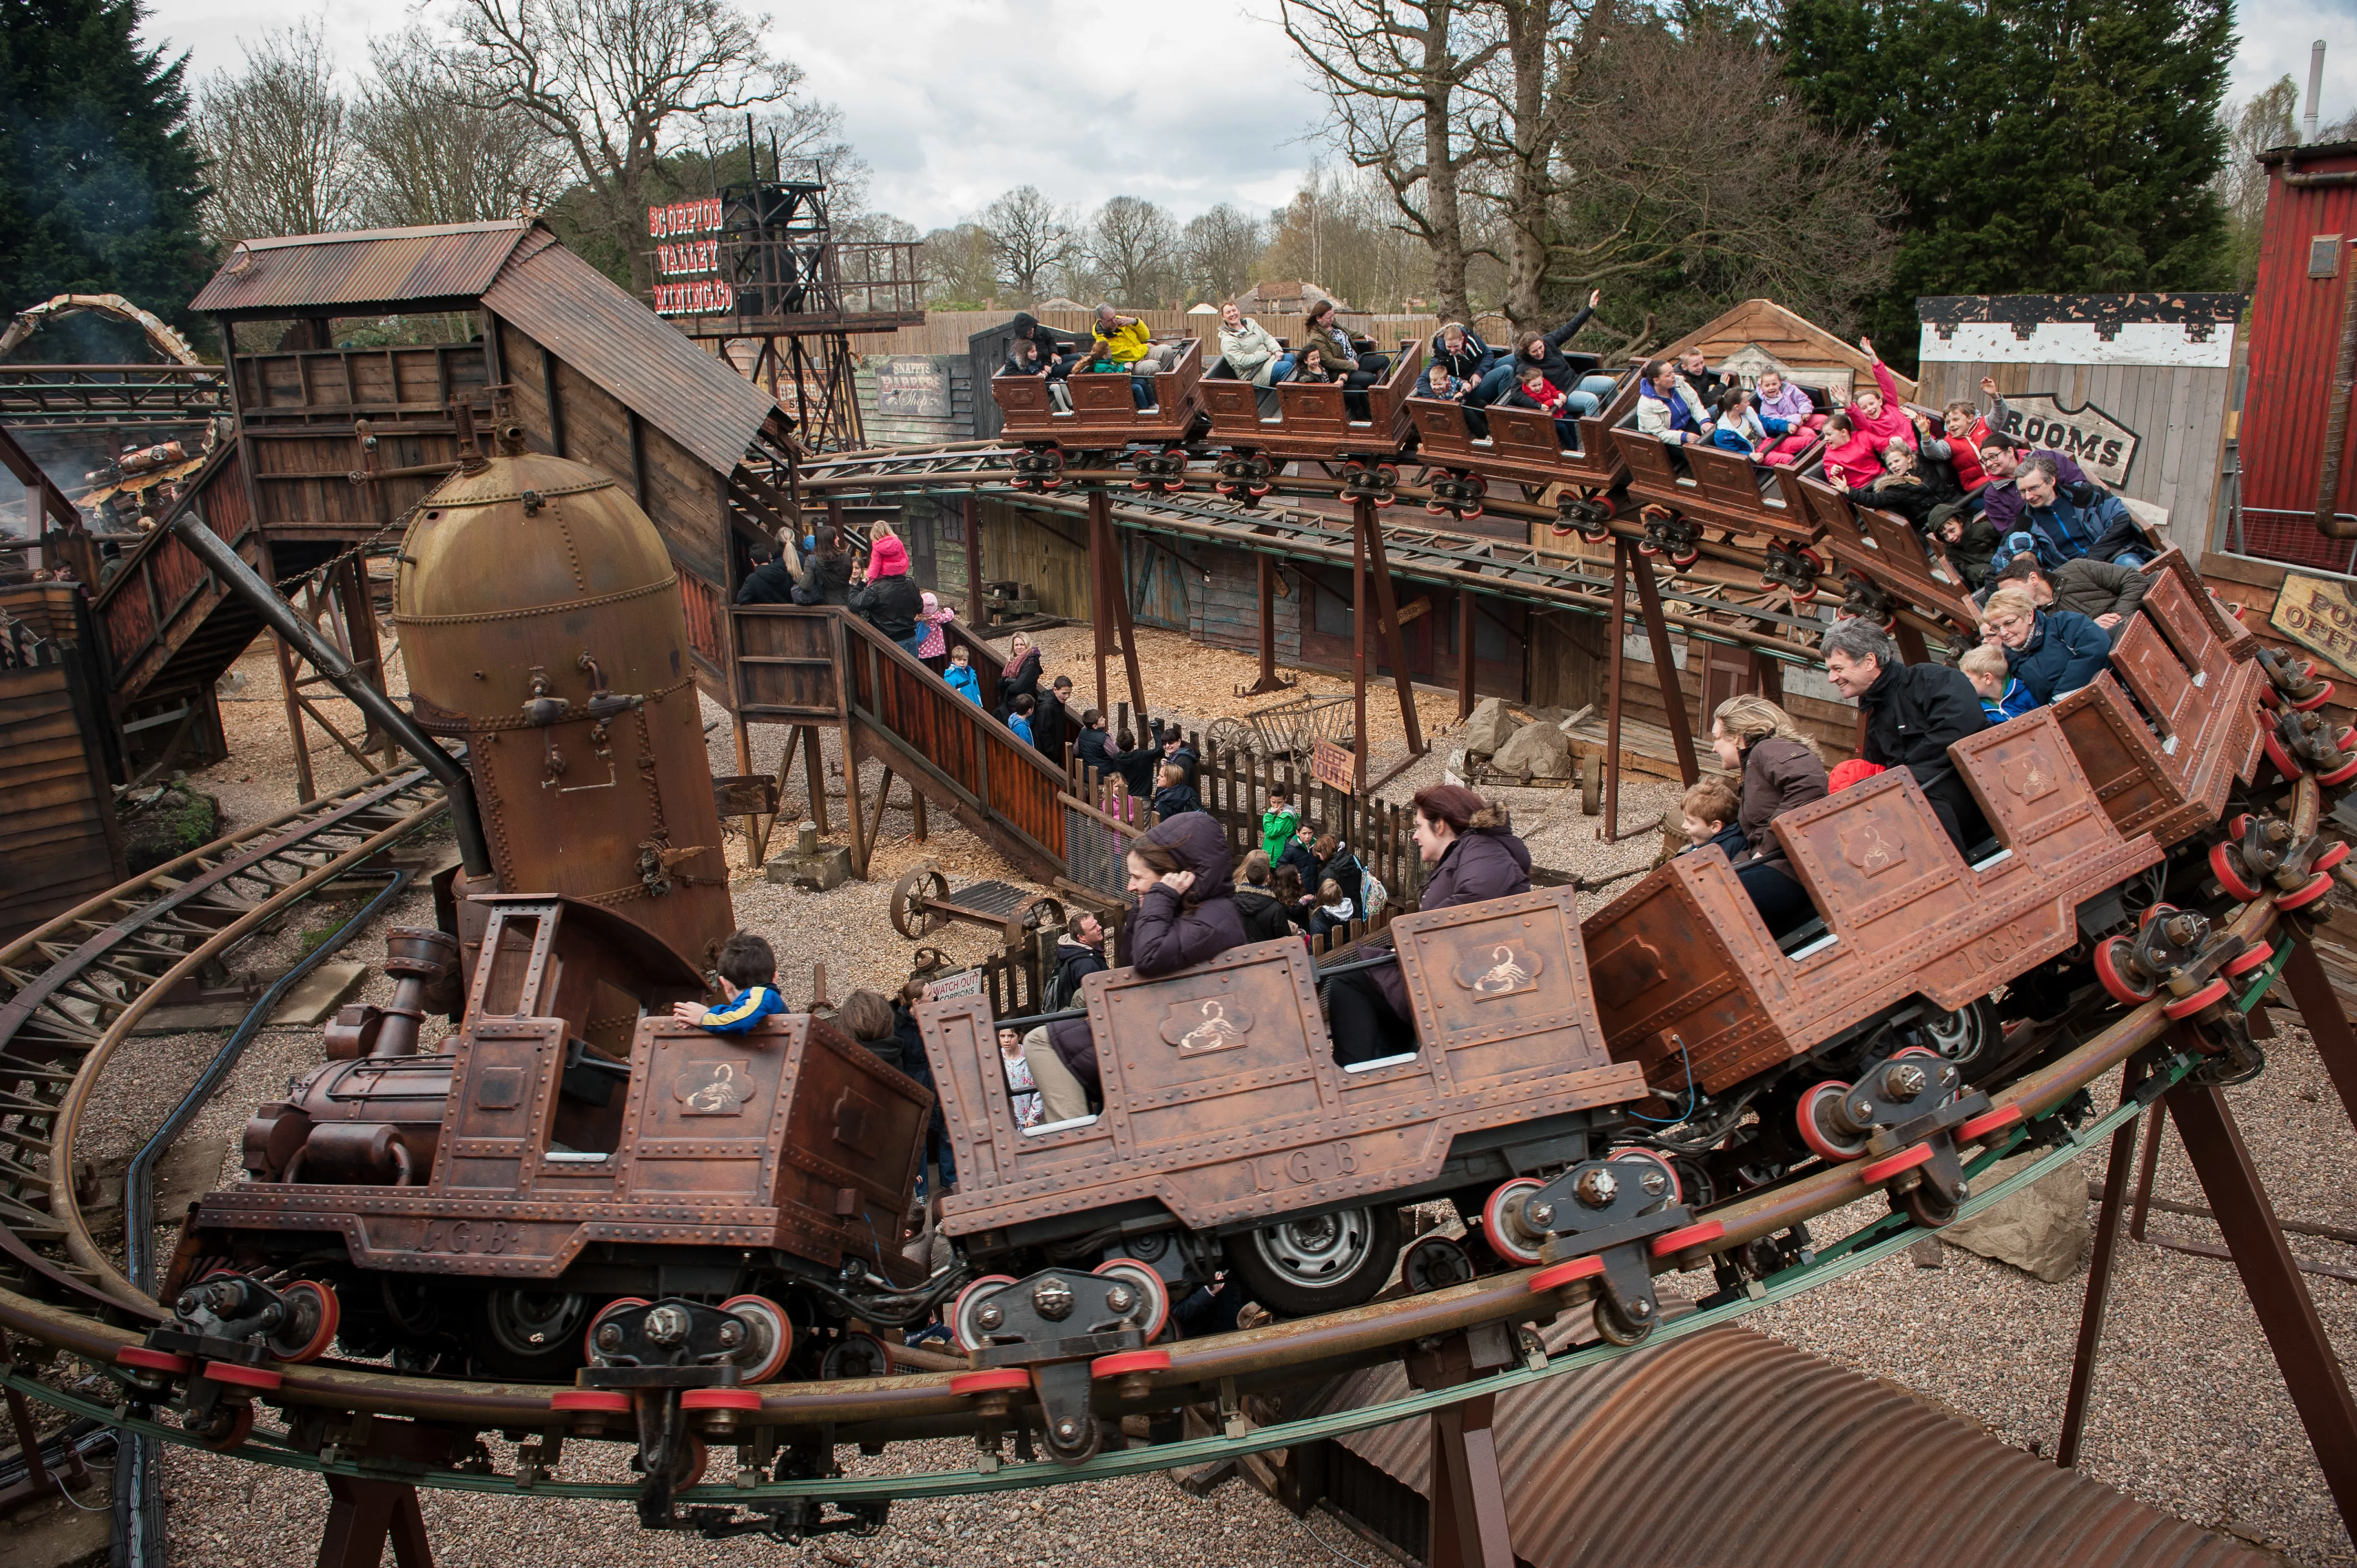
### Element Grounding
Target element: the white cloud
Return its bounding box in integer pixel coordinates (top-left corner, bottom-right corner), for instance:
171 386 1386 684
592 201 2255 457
2227 0 2357 127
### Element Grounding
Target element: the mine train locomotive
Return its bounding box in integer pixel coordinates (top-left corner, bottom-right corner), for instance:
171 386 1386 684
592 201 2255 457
162 426 2356 1465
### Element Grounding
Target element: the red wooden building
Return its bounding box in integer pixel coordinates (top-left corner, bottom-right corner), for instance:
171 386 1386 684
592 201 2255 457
2237 139 2357 570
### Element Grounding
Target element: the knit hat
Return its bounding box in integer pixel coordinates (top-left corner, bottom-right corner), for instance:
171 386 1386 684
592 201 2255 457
869 534 909 577
921 591 939 615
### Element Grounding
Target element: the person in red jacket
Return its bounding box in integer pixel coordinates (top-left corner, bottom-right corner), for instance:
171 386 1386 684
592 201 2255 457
1842 338 1918 455
1818 411 1883 491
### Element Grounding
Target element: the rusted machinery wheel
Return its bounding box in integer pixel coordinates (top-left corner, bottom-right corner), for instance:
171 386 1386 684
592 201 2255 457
1206 718 1254 757
266 1278 340 1363
1006 894 1066 946
889 864 950 940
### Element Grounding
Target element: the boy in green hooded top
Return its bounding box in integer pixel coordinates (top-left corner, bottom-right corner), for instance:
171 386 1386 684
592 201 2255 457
1261 788 1299 862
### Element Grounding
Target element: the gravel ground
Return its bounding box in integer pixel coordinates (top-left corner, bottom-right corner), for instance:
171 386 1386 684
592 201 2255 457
66 632 2357 1565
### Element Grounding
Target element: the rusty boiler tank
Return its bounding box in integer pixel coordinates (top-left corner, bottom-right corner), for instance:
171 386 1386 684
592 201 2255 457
393 438 734 973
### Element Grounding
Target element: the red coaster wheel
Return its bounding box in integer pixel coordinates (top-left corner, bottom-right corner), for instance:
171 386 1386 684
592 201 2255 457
1603 1146 1682 1206
201 1402 256 1453
1795 1080 1869 1163
2262 726 2301 780
267 1279 339 1364
2291 681 2337 713
2316 841 2351 873
2260 683 2284 710
2209 842 2263 904
950 1368 1031 1396
1636 538 1661 556
681 1388 763 1412
2322 753 2357 788
718 1293 794 1384
117 1347 191 1376
583 1296 648 1363
1578 524 1612 545
2277 871 2337 911
1859 1143 1934 1186
203 1360 281 1391
1092 1258 1172 1342
673 1435 709 1491
1957 1103 2025 1143
1092 1349 1172 1379
2226 813 2251 840
1669 546 1700 569
1649 1220 1725 1259
2225 941 2276 977
551 1390 632 1414
1434 499 1458 518
1528 1255 1604 1294
950 1274 1018 1353
2093 935 2158 1007
1460 499 1484 520
1797 546 1826 574
1481 1177 1548 1267
2164 979 2230 1019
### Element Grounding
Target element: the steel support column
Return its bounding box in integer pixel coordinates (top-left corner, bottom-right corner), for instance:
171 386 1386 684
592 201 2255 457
2056 1056 2149 1468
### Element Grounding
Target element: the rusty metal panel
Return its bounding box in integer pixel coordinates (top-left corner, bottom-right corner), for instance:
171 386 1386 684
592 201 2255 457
480 231 776 477
1391 888 1619 1087
2052 678 2184 840
432 1017 564 1193
2111 613 2200 741
1302 1323 2272 1568
189 221 531 314
1774 770 1964 958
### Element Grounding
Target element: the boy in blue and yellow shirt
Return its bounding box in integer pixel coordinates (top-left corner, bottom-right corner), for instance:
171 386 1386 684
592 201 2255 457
671 930 787 1033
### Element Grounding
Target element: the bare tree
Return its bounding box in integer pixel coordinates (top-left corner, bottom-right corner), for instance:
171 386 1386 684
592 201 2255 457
353 29 570 228
1085 197 1181 307
1458 0 1594 331
447 0 790 290
193 19 359 245
1182 205 1267 302
1542 24 1896 342
1260 167 1431 313
980 186 1075 303
921 223 1000 305
2215 77 2297 290
1279 0 1500 323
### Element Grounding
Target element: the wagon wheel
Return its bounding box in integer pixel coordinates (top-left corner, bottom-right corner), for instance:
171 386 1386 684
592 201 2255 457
889 864 950 940
1206 718 1254 758
1005 894 1067 946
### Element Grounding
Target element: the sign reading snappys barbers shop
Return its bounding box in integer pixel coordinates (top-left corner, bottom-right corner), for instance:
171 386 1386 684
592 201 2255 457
2269 570 2357 680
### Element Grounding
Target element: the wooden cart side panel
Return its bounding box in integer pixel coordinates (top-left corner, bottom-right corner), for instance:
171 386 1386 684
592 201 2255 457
2051 678 2185 840
616 1014 802 1203
2143 569 2233 692
774 1016 933 1249
2108 613 2200 746
1581 860 1790 1088
1950 706 2121 874
1392 886 1616 1089
1773 771 1968 962
1407 397 1477 462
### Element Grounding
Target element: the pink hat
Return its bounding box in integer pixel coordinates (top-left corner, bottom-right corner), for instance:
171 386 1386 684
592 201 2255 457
868 534 909 577
921 591 939 614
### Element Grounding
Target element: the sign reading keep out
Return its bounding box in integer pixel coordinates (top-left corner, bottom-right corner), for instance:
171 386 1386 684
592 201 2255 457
2269 570 2357 680
1313 739 1356 793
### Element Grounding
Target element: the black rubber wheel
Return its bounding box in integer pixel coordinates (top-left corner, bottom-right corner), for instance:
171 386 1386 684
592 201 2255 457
1592 1295 1655 1347
1225 1205 1405 1318
474 1287 593 1380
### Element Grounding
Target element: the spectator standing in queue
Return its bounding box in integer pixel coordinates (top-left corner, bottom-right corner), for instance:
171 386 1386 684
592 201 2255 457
794 523 855 606
1151 761 1201 819
943 644 982 704
1234 852 1295 942
1985 554 2149 641
1310 878 1355 937
1032 675 1074 762
1707 695 1829 936
1821 618 1991 855
913 592 958 663
1157 726 1200 785
736 540 796 605
1278 821 1320 891
1008 694 1038 746
1982 585 2111 705
1314 831 1363 916
851 534 926 656
1262 788 1299 860
998 632 1042 719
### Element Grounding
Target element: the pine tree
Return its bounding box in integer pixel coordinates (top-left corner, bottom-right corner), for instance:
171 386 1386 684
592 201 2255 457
1783 0 2234 367
0 0 213 360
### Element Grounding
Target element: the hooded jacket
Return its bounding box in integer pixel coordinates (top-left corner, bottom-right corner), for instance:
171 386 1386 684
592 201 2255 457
1010 311 1083 361
796 548 855 606
1979 450 2091 537
1844 359 1918 454
1233 883 1293 942
2003 608 2112 704
1733 736 1829 873
1047 813 1246 1083
943 661 982 703
1372 806 1531 1016
2041 558 2151 625
735 558 796 605
1427 327 1496 383
1044 933 1109 1011
1219 317 1286 385
1509 305 1601 392
1636 376 1712 442
2015 490 2145 570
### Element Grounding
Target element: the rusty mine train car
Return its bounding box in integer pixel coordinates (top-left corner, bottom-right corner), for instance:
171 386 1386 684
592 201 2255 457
171 486 2353 1431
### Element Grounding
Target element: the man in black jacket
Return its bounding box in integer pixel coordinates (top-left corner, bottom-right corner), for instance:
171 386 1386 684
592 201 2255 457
1823 618 1990 855
1007 311 1083 379
1033 675 1074 764
1043 914 1108 1010
735 543 796 605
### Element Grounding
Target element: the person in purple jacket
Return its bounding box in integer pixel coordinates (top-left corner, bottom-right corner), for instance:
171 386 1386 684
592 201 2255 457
1021 812 1246 1123
1324 783 1532 1065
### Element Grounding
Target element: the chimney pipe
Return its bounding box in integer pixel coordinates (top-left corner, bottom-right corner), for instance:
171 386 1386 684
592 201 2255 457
2304 40 2326 144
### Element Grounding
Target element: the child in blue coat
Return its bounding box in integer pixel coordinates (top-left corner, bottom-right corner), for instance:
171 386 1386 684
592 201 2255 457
943 644 982 704
670 931 788 1032
1961 642 2038 723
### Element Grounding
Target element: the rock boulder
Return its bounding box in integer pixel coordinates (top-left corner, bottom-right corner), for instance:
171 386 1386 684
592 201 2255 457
1940 1149 2088 1282
1490 718 1573 780
1461 697 1521 756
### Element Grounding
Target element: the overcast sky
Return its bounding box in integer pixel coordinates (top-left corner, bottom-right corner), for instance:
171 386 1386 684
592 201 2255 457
145 0 2357 233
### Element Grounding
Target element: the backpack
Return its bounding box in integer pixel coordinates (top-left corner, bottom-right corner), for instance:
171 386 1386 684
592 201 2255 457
1358 869 1388 924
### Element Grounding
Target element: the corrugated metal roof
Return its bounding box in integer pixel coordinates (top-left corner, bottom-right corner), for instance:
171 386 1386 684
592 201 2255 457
481 230 776 476
1301 1321 2267 1567
190 221 532 314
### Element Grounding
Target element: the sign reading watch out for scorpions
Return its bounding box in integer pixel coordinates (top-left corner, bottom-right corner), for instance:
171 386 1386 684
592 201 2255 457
2269 570 2357 680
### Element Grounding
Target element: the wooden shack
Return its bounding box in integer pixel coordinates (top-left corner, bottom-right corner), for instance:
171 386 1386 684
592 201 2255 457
1 584 125 942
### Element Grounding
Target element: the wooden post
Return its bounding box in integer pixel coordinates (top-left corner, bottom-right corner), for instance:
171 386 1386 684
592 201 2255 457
2283 937 2357 1134
801 724 828 836
315 1476 434 1567
1749 647 1784 708
1352 498 1370 790
1628 544 1701 786
1456 589 1477 721
274 632 317 803
1358 496 1426 761
1090 490 1113 716
1601 543 1628 837
333 557 390 763
1249 552 1285 694
1095 492 1148 721
2056 1057 2148 1469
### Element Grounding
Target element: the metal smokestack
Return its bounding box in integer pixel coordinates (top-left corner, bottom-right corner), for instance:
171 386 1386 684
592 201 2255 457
2304 40 2326 144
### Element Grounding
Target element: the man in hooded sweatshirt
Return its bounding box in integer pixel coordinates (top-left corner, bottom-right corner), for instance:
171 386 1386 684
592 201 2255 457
852 534 927 656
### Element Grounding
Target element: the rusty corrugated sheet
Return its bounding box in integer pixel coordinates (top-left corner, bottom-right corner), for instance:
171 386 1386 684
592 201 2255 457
189 221 532 314
1302 1322 2268 1567
480 230 777 477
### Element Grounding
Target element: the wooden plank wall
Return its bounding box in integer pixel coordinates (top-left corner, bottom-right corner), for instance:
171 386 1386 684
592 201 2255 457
0 639 125 943
977 498 1092 617
1914 358 2232 568
852 354 974 447
1192 545 1304 666
1660 298 1914 400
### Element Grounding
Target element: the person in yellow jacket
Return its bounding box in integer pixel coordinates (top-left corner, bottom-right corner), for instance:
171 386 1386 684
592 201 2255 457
1089 304 1183 409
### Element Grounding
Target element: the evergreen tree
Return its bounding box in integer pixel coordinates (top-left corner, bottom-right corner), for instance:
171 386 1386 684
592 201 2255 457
1783 0 2233 367
0 0 213 360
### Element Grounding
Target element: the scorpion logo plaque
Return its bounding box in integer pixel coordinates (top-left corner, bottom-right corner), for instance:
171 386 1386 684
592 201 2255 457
1840 823 1905 877
1160 997 1254 1058
672 1060 755 1115
1452 942 1543 999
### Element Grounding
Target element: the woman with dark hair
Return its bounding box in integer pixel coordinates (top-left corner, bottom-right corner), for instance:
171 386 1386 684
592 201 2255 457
1324 785 1531 1065
1271 860 1311 930
1023 813 1244 1122
794 523 855 606
1300 298 1390 418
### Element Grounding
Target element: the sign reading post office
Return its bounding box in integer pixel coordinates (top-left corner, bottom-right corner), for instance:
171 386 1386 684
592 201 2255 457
2269 570 2357 680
